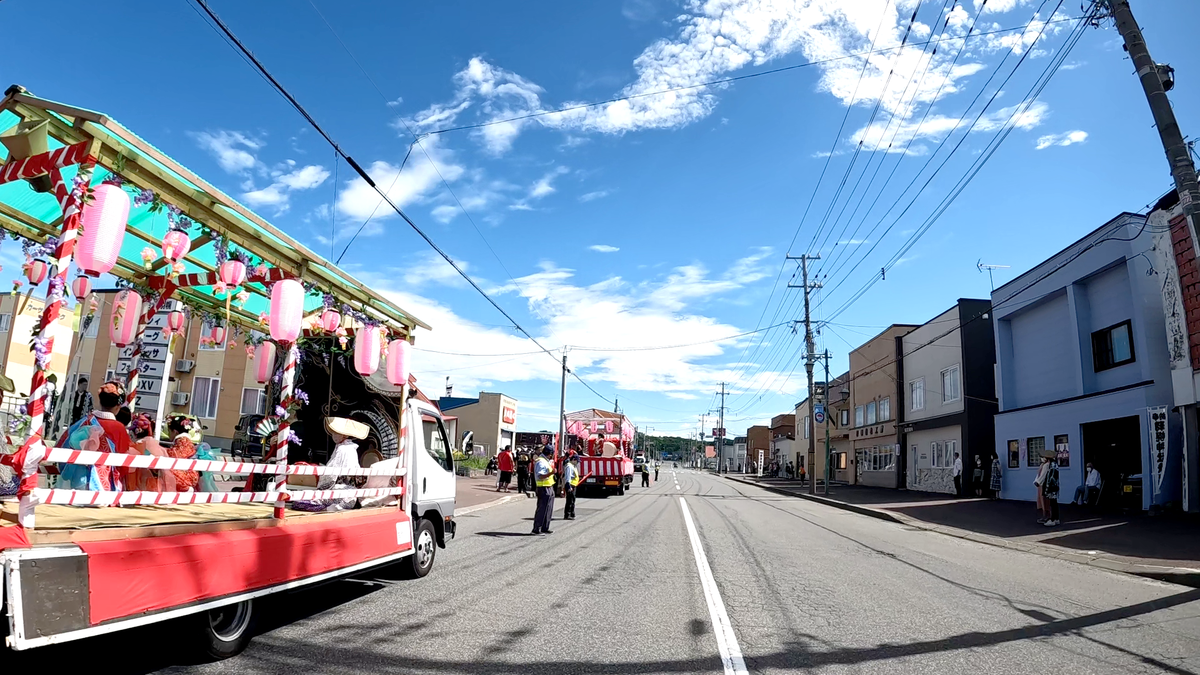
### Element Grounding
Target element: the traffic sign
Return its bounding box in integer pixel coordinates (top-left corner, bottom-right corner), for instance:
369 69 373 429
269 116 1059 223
814 404 825 425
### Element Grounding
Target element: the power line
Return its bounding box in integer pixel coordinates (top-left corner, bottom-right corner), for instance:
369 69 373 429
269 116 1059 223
189 0 557 361
569 320 795 352
420 16 1085 139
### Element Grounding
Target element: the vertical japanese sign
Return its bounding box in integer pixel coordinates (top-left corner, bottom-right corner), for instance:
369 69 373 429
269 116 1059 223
117 300 178 429
1149 406 1168 494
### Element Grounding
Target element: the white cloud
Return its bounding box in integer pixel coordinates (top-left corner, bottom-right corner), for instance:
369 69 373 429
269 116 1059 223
837 239 869 245
510 166 569 211
368 248 791 397
1035 129 1087 150
851 101 1050 152
431 205 460 223
401 251 468 288
589 244 620 253
276 165 330 190
335 135 464 231
579 190 612 203
191 130 262 174
403 1 1062 155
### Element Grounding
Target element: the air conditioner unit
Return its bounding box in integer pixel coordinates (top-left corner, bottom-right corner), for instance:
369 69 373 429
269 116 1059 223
175 359 195 373
170 392 190 406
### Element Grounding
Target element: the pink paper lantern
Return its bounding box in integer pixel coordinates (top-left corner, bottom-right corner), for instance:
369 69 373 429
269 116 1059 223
210 325 226 345
78 183 129 277
386 339 409 386
167 310 185 334
218 260 247 287
320 309 341 332
161 230 190 263
110 290 142 347
70 276 91 302
24 259 48 285
354 326 381 376
255 341 277 384
269 279 304 342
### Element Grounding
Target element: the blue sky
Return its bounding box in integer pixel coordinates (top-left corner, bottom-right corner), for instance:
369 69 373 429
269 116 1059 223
5 0 1199 438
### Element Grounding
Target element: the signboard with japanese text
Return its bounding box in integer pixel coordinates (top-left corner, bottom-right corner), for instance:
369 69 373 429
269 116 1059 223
117 300 179 424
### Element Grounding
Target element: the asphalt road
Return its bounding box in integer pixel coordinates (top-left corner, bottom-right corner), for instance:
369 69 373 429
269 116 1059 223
14 470 1200 674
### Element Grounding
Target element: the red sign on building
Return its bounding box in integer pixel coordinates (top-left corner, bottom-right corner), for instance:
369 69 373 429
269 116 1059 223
502 406 517 425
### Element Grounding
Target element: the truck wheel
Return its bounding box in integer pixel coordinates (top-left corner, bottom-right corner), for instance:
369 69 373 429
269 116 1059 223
405 518 437 578
617 485 625 496
196 599 254 660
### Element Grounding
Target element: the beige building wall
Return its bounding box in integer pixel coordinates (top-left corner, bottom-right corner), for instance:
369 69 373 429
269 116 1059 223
73 291 256 449
850 324 918 488
0 293 79 399
444 392 518 457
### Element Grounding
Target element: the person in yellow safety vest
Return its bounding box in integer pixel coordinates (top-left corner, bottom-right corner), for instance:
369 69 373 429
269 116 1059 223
563 452 580 520
532 445 557 535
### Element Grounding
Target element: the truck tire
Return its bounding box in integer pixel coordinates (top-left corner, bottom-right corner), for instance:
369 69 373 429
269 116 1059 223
195 599 254 660
617 485 625 496
405 518 437 579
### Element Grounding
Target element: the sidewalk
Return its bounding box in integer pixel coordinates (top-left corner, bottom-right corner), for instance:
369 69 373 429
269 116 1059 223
725 474 1200 587
455 474 533 512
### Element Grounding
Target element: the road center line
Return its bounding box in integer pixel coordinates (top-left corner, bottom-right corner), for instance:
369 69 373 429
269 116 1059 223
678 497 748 675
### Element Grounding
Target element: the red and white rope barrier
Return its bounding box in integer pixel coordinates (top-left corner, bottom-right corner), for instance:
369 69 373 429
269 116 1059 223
30 485 404 508
38 447 408 477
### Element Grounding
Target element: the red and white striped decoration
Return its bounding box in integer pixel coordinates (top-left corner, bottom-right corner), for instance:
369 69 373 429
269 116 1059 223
14 161 96 527
24 259 48 285
272 344 299 517
31 485 404 508
161 229 190 263
0 141 88 187
38 446 409 477
71 275 91 302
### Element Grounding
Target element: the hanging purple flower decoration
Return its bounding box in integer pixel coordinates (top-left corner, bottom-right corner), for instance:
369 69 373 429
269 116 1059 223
7 419 19 433
133 188 156 208
285 429 302 445
17 403 27 416
274 405 287 418
322 293 336 310
101 174 124 187
32 335 51 369
232 249 251 266
294 389 309 405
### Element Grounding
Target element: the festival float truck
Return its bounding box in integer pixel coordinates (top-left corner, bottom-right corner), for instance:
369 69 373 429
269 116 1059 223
563 409 635 496
0 88 457 658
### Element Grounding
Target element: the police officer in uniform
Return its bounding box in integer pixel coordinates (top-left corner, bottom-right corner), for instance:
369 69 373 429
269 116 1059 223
563 452 580 520
531 445 557 535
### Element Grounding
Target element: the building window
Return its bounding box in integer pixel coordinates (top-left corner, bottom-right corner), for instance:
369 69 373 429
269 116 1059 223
1008 439 1020 468
1026 436 1046 467
941 365 961 403
879 397 890 422
191 376 220 419
1092 319 1135 371
1054 434 1070 468
104 369 116 383
855 405 864 427
0 314 11 332
840 409 850 427
930 441 942 468
866 401 877 425
910 378 925 411
837 453 847 470
945 439 957 468
240 388 267 415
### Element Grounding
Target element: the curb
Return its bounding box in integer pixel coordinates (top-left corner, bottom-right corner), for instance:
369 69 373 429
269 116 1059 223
723 475 1200 588
456 494 526 516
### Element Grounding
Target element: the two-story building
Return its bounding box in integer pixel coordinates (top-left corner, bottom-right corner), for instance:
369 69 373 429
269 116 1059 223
769 413 795 471
993 211 1178 509
439 392 519 456
900 300 997 495
747 424 770 472
850 324 918 488
824 372 854 483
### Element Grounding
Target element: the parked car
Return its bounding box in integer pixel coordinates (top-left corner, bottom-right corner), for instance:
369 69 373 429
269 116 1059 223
230 413 266 461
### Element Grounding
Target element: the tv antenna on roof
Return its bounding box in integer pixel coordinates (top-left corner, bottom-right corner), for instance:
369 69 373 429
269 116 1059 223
977 260 1010 292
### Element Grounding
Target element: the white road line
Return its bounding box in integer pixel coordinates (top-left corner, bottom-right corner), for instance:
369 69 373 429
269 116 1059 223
675 484 681 490
678 497 748 675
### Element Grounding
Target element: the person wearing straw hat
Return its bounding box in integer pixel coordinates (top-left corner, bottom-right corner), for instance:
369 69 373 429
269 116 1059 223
292 417 366 512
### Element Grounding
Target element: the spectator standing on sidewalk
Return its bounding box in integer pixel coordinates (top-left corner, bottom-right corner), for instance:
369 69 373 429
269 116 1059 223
951 452 963 496
531 445 556 535
1042 451 1061 526
516 448 532 497
1034 454 1051 523
484 456 497 477
989 453 1002 499
972 456 985 497
496 446 514 493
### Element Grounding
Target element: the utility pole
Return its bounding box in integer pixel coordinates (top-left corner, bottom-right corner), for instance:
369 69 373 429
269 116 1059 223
788 254 821 495
1105 1 1200 249
822 350 832 495
717 382 727 473
557 349 568 457
699 412 709 469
